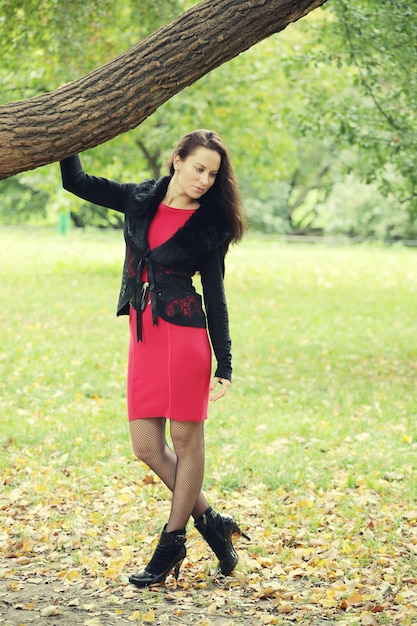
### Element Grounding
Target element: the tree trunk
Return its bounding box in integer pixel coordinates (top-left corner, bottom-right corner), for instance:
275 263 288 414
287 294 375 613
0 0 327 180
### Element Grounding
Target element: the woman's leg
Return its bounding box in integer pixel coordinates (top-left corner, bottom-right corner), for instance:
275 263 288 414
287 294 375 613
129 418 248 583
166 420 205 532
129 418 210 521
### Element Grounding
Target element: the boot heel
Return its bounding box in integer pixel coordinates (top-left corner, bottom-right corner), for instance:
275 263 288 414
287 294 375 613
227 520 251 542
195 508 250 577
234 523 251 542
174 558 184 580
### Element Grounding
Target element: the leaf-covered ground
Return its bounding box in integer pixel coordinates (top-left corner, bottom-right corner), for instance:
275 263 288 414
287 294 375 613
1 231 417 625
1 465 417 626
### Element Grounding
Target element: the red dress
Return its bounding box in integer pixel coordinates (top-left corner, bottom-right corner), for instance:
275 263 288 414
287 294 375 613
127 203 212 422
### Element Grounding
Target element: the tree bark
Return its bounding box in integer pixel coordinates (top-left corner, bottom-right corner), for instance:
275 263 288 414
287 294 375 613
0 0 327 179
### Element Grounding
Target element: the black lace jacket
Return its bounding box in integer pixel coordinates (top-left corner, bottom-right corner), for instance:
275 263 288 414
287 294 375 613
60 155 233 381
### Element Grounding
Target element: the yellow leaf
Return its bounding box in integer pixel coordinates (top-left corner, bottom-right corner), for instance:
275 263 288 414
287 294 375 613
348 592 363 605
121 545 134 560
66 569 83 581
104 568 117 578
320 596 339 608
142 608 155 622
128 611 142 622
119 493 134 503
260 614 279 624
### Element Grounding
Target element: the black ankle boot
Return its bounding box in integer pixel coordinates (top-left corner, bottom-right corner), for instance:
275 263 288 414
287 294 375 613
195 507 250 576
129 527 186 588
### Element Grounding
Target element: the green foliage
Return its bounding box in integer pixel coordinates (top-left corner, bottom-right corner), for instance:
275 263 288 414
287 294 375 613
0 0 185 228
125 33 301 183
0 177 48 223
294 0 417 217
317 173 417 240
1 1 416 240
241 181 291 234
0 0 183 98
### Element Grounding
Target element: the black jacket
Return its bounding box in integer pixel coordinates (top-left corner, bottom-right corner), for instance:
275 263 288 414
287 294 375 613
60 155 233 381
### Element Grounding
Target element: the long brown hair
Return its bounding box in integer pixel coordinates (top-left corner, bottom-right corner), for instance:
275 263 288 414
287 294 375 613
168 129 246 245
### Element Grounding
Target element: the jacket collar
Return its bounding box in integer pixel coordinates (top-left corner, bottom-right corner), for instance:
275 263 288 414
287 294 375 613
126 177 169 250
127 176 231 263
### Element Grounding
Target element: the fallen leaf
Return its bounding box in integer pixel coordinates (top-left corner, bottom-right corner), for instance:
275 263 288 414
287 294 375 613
40 605 61 617
348 592 363 605
84 618 103 626
128 610 142 622
278 602 292 614
361 614 377 625
7 581 22 591
142 608 156 622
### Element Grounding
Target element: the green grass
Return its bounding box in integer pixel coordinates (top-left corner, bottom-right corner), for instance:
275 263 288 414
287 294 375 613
1 227 416 501
3 227 417 624
221 237 417 499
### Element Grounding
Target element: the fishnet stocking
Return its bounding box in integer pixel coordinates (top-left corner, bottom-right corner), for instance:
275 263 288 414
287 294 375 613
129 418 210 530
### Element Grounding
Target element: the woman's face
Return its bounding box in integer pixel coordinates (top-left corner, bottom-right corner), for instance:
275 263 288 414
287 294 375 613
173 146 221 201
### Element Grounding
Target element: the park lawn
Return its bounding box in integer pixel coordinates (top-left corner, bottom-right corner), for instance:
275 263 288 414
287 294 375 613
1 227 416 625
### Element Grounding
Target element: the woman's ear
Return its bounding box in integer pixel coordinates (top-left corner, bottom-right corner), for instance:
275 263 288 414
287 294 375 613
173 154 181 171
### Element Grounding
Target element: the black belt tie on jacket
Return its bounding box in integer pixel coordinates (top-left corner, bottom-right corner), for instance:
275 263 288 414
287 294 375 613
135 250 158 341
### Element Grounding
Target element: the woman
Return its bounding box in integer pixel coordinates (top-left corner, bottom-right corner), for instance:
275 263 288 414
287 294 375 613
60 129 248 588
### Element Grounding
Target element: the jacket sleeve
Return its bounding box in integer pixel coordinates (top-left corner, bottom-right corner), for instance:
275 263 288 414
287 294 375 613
200 245 232 382
60 155 134 213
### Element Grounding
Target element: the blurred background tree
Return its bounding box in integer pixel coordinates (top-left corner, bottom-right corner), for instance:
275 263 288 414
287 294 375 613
0 0 415 239
287 0 417 239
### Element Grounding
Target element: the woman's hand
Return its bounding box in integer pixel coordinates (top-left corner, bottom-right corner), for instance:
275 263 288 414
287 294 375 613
210 377 231 402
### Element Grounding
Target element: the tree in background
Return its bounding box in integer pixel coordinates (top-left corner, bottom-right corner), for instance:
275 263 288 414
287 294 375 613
0 0 329 229
292 0 417 238
1 0 415 239
0 0 326 177
0 0 182 101
0 0 184 225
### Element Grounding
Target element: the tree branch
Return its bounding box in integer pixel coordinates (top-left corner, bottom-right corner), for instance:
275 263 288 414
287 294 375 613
134 139 162 180
0 0 327 180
